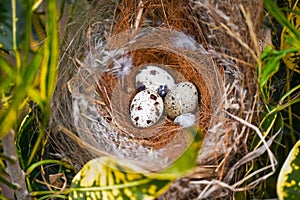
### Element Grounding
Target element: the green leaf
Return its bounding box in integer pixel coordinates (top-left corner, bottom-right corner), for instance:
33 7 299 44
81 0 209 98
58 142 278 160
259 46 295 102
0 0 26 50
0 57 16 93
69 128 203 200
69 157 172 200
162 127 203 176
0 49 43 138
277 140 300 200
16 109 38 169
250 106 283 154
260 46 289 88
264 0 300 40
0 0 59 138
285 51 300 75
40 0 59 100
280 84 300 103
261 111 283 153
281 1 300 74
260 55 280 87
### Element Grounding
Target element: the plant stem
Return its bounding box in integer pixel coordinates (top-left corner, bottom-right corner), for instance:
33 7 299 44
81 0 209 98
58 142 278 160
2 130 30 200
26 159 74 175
30 189 70 197
11 0 21 74
286 69 296 144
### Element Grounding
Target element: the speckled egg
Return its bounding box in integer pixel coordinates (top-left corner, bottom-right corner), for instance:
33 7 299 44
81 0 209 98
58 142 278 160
164 82 199 119
130 89 164 128
135 65 175 94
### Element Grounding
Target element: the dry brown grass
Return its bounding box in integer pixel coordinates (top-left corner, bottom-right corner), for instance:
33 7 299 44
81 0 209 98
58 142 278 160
49 0 271 199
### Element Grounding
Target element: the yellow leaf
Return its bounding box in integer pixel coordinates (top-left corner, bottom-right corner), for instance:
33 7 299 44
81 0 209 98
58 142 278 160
281 1 300 73
69 157 173 200
277 140 300 200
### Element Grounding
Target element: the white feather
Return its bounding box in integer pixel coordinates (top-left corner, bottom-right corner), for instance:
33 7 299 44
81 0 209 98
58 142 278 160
174 113 196 128
102 49 133 77
172 32 198 50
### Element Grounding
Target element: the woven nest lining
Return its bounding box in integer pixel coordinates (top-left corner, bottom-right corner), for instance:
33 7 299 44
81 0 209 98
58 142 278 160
50 0 266 198
70 28 224 170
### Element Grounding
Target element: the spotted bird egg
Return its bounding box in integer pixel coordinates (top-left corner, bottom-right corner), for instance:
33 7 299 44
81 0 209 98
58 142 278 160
164 82 199 119
130 89 164 128
135 65 175 96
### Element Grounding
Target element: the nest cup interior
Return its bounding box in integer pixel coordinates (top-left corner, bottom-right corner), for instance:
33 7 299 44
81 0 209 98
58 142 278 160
97 48 212 149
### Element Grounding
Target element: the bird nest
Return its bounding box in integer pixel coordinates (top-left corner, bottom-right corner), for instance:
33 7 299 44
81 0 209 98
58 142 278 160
50 0 267 199
66 27 223 170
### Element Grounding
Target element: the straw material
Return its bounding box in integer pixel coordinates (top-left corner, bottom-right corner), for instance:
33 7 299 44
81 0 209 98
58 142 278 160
50 0 267 199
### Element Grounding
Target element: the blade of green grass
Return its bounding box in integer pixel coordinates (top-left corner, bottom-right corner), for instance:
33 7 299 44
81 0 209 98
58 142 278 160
280 84 300 103
40 0 59 100
264 0 300 40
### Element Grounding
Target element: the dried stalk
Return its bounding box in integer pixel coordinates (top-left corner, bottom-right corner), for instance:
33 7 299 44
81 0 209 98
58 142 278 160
2 130 29 200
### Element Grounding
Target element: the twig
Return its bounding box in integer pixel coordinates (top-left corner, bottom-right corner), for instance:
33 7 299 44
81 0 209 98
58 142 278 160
134 0 144 30
2 130 30 200
225 111 277 172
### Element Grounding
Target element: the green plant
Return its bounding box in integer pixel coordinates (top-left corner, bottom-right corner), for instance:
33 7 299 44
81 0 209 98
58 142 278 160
0 0 75 199
68 127 203 200
253 0 300 199
1 0 300 199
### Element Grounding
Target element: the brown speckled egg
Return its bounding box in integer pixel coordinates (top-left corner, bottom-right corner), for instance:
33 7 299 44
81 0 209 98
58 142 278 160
130 89 164 128
135 65 175 92
164 82 198 119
